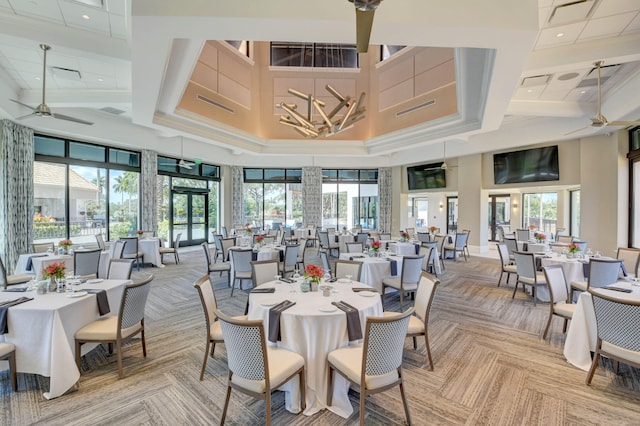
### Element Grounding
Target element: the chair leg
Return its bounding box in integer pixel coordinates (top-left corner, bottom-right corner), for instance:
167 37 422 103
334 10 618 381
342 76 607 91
512 282 519 299
117 340 124 379
359 391 366 426
425 333 434 371
412 336 417 350
562 318 568 333
498 270 504 287
399 291 404 312
326 365 334 406
221 374 233 425
75 341 83 371
8 350 17 391
586 345 601 385
141 322 147 357
398 373 412 426
299 368 306 412
200 340 211 381
542 314 553 340
265 393 272 426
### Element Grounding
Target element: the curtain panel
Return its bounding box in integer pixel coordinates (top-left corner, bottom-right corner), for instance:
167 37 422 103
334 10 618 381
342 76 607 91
302 167 322 227
378 167 392 233
140 149 158 234
0 120 34 275
231 166 244 226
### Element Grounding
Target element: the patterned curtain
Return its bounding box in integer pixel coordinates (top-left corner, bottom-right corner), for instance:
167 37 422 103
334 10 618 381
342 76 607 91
0 120 34 274
378 167 392 233
231 166 244 226
302 167 322 227
140 150 158 234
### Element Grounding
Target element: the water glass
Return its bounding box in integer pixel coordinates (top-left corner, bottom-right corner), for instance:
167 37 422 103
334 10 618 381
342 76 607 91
345 274 352 284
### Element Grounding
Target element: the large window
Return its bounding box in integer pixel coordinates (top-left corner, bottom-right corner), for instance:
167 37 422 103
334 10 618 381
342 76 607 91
570 190 580 238
243 169 302 229
629 127 640 248
522 192 558 236
322 169 378 230
34 135 140 245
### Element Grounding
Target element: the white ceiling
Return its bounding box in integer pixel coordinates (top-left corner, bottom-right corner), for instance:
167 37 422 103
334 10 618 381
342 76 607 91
0 0 638 167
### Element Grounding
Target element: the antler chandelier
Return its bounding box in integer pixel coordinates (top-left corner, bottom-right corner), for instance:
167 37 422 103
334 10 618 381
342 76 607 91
278 85 366 138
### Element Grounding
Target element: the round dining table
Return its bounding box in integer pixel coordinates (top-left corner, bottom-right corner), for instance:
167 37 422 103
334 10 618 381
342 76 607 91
247 280 383 418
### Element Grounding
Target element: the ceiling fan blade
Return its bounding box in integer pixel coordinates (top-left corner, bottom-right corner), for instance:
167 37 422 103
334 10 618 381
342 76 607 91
52 112 94 125
355 9 376 53
607 121 640 127
564 125 591 136
15 113 35 120
10 99 36 111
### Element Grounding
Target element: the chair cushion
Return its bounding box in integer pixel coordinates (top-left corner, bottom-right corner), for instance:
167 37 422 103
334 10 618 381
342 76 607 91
209 263 231 272
231 346 304 393
518 274 546 285
0 342 15 358
7 273 34 285
328 345 399 390
75 316 142 341
570 280 587 291
553 302 576 318
159 248 175 254
382 277 418 291
234 271 252 279
503 265 518 273
602 341 640 365
383 312 425 335
210 316 247 341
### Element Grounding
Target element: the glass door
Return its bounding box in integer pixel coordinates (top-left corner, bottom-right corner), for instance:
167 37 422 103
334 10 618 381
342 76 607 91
446 196 458 234
171 187 208 246
488 194 510 241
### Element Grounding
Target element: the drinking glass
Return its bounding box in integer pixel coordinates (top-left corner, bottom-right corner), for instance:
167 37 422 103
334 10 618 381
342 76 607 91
345 274 352 284
274 274 282 284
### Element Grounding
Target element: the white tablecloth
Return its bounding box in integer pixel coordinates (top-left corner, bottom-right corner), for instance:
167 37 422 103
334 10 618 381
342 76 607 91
0 279 129 398
139 238 165 267
247 281 383 417
517 241 548 253
564 282 640 371
15 252 111 280
388 241 420 256
338 253 402 293
541 256 585 284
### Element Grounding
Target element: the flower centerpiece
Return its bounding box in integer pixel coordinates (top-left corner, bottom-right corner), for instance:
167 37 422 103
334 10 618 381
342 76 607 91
535 232 546 242
370 240 381 256
304 264 324 286
401 231 410 242
255 234 264 245
43 261 66 292
136 230 144 236
245 222 253 235
58 239 73 254
568 243 580 254
429 226 438 234
528 224 537 231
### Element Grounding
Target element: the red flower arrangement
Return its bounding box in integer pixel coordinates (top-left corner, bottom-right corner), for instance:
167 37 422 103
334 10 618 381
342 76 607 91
304 264 324 284
58 239 73 248
136 230 144 236
255 235 264 243
568 243 580 253
535 232 546 242
429 226 438 233
528 224 537 230
401 231 410 240
370 240 381 252
43 262 66 279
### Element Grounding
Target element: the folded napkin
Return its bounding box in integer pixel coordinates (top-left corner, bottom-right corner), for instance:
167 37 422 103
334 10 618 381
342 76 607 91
603 285 632 293
447 236 453 244
522 242 529 251
280 277 295 284
26 254 48 271
0 297 34 334
385 258 398 276
85 289 110 315
331 301 363 341
268 300 295 343
620 262 628 277
349 255 365 260
582 262 589 279
3 286 28 292
251 287 276 293
251 252 258 261
535 257 543 272
414 244 420 255
351 287 378 293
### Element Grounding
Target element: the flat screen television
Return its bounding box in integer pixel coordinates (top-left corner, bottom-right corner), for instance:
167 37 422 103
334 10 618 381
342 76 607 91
493 146 559 184
407 163 446 190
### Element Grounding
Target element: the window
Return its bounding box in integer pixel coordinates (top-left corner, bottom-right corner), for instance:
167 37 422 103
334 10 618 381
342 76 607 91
34 135 141 244
629 127 640 247
522 193 558 236
570 190 580 238
322 169 379 230
381 45 406 61
242 169 302 229
270 42 359 68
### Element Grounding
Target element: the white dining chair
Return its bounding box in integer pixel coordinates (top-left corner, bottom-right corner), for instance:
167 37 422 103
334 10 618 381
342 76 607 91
201 243 231 285
279 244 299 278
319 250 332 278
346 242 364 253
120 237 143 271
442 232 469 262
334 260 362 282
504 238 518 261
159 233 181 264
296 238 307 270
541 265 576 340
512 251 547 306
616 247 640 278
0 255 33 287
73 248 102 278
516 229 530 241
382 254 425 311
0 342 17 391
570 258 622 300
107 259 134 280
229 248 253 296
251 260 279 287
111 240 125 260
496 243 518 287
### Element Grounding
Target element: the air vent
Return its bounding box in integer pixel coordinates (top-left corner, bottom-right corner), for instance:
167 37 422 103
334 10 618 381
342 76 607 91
197 94 234 113
100 107 125 115
548 0 595 25
51 66 81 81
71 0 105 8
521 75 551 87
396 99 435 117
576 76 609 88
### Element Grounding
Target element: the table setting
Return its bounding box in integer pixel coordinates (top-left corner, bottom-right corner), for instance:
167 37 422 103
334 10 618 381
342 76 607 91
338 251 403 292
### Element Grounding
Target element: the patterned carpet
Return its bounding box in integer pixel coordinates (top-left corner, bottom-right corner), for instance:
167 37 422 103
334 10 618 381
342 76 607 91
1 245 639 425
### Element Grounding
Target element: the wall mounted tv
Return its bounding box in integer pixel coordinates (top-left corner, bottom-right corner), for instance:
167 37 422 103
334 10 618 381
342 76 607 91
493 146 559 184
407 163 446 190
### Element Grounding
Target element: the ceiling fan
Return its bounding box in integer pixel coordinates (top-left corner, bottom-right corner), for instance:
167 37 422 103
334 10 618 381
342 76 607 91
566 61 640 135
10 44 94 126
348 0 383 53
160 137 196 170
424 141 457 171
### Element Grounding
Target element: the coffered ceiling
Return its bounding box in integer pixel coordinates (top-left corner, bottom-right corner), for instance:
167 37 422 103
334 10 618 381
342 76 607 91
0 0 638 167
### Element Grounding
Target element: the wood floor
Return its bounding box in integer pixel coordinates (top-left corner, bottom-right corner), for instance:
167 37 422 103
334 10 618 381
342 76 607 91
1 246 639 425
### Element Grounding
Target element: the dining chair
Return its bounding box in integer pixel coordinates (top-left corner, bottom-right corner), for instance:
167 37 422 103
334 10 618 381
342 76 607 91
382 254 425 311
0 343 17 391
221 226 228 238
556 235 574 244
541 265 576 340
32 242 54 253
159 233 181 264
421 241 441 276
295 238 307 271
107 259 134 280
73 248 102 278
262 236 276 245
327 308 414 426
586 288 640 385
496 243 517 287
229 248 253 296
570 258 622 300
418 245 433 273
318 231 339 257
111 240 125 260
442 232 469 262
251 260 279 287
279 244 299 278
379 233 391 241
120 237 143 271
404 227 415 238
201 242 231 284
462 229 471 258
212 234 224 262
512 251 547 306
385 273 440 370
306 227 318 247
215 309 306 425
0 255 33 287
516 229 530 241
334 260 362 282
356 232 369 248
616 247 640 278
220 238 236 262
416 232 431 243
193 275 247 381
346 242 364 253
75 274 154 378
319 250 332 278
434 234 447 271
504 238 518 262
95 233 106 251
572 240 588 253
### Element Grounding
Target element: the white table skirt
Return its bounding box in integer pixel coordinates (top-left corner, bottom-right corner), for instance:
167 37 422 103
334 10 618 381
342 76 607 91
338 253 402 293
139 238 165 267
564 282 640 371
248 281 383 417
388 241 419 256
517 241 548 253
0 279 129 398
15 252 111 280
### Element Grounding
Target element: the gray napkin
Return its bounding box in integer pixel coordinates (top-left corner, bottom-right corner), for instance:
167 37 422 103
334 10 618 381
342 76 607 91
0 297 34 333
331 301 363 341
85 289 110 315
386 258 398 276
26 254 48 271
351 287 378 293
268 300 295 342
251 287 276 293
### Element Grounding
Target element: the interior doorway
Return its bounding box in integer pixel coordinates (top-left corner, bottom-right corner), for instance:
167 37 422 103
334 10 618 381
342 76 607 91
171 187 208 246
488 194 510 241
